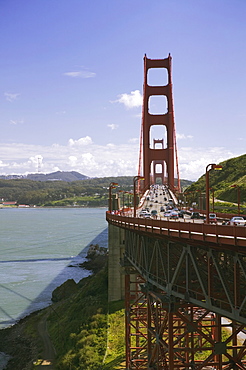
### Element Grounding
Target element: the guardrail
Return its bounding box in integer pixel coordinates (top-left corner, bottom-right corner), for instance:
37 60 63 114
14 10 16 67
106 212 246 248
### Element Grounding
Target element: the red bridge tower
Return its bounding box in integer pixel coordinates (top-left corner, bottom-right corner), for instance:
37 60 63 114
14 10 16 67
138 54 180 192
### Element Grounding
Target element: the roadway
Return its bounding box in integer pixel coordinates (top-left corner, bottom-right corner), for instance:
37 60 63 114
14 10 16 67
138 184 198 221
137 184 234 225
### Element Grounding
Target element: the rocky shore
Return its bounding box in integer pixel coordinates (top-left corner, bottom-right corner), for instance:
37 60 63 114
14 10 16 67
0 244 108 370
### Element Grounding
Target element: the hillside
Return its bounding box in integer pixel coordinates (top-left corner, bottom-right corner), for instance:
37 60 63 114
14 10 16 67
0 253 125 370
184 153 246 211
0 171 89 182
0 175 192 207
27 170 89 182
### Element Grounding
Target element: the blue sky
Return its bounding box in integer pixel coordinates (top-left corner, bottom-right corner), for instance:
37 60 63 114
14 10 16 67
0 0 245 181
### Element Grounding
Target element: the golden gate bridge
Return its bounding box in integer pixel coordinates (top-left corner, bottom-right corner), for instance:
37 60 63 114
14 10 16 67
106 54 246 369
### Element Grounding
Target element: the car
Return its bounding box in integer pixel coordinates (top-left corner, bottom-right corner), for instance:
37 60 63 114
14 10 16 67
160 206 165 212
169 211 179 219
143 212 151 218
139 210 148 217
164 210 178 219
191 212 201 219
164 211 172 217
166 205 173 210
139 210 151 218
178 210 186 218
209 213 217 224
228 216 246 226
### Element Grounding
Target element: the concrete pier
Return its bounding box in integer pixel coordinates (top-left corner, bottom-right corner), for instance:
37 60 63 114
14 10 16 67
108 223 125 301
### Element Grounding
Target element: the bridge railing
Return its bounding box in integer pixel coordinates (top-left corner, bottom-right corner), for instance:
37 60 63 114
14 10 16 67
106 212 246 248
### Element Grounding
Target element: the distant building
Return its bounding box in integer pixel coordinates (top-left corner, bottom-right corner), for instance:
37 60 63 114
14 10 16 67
2 201 17 206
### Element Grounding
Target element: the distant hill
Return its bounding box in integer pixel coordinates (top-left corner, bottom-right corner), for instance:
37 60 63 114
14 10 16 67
0 173 193 207
26 171 89 182
0 171 89 182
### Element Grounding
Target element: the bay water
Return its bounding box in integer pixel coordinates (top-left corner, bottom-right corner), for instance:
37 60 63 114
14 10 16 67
0 207 108 329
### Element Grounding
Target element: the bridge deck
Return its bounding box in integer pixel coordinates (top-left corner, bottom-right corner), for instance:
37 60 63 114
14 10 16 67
107 212 246 248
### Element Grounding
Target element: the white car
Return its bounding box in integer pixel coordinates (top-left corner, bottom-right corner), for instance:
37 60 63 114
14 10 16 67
209 213 217 224
139 210 148 217
228 216 246 226
164 210 178 219
164 210 172 217
143 212 151 218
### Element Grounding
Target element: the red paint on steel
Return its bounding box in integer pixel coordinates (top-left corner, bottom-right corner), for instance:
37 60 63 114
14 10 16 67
139 54 180 192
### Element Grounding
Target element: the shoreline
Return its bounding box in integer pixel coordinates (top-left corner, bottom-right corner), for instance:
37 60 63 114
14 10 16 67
0 244 108 369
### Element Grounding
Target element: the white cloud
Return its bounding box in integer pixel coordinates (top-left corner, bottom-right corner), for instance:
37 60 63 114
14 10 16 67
9 119 24 125
81 153 97 166
68 136 93 146
177 146 237 181
28 155 43 164
107 124 118 130
176 133 193 140
27 155 43 170
4 92 20 102
128 138 139 144
106 143 116 149
63 71 96 78
0 140 244 182
0 160 9 168
114 90 143 109
68 156 78 166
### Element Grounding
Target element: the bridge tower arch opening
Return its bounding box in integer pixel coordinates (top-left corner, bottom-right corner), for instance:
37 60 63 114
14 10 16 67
138 54 180 192
152 138 167 185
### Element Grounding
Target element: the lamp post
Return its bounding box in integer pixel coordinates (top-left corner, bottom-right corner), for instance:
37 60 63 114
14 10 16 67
231 184 240 215
196 189 203 211
109 182 118 213
119 190 126 214
206 164 222 223
127 191 133 209
210 187 215 213
133 176 144 218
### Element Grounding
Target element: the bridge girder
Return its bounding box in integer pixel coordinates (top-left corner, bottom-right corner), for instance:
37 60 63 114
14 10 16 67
124 230 246 324
125 272 246 370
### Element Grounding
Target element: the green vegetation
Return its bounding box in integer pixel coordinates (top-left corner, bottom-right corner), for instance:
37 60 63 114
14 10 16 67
48 268 108 369
0 254 126 370
0 176 134 207
47 267 125 370
184 154 246 214
0 175 192 207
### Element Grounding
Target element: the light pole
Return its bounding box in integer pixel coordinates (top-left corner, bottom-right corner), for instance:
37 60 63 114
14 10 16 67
231 184 240 215
133 176 144 218
210 187 215 213
109 182 118 213
127 191 133 209
119 190 126 214
196 189 203 211
206 164 222 223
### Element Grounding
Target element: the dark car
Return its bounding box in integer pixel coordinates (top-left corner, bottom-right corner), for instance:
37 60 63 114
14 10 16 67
178 210 186 218
191 212 201 219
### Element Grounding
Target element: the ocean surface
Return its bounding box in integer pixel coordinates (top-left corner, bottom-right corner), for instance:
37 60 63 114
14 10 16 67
0 207 108 330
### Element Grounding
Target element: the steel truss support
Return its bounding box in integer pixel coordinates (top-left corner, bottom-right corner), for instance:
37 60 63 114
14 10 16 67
125 275 246 369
